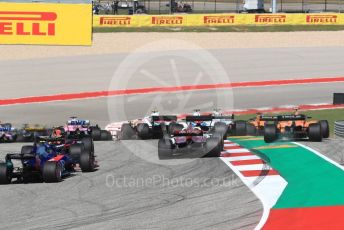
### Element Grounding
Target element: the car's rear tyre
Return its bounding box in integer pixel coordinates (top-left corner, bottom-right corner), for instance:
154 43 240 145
100 130 110 141
205 137 222 157
16 134 27 142
214 122 228 139
91 127 101 141
69 144 83 162
264 124 277 143
137 123 150 139
101 130 112 140
21 145 34 154
319 120 329 138
246 123 257 136
212 132 224 148
120 124 136 140
80 150 95 172
309 123 322 142
0 163 12 184
43 161 62 183
82 136 94 153
168 123 183 135
235 121 247 136
158 138 173 160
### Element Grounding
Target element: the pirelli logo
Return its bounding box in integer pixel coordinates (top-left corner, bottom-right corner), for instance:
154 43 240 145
255 15 286 23
0 11 57 36
306 15 337 23
204 16 234 24
152 16 184 25
100 16 131 25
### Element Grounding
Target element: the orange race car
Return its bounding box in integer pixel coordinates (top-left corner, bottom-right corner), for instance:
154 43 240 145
233 113 269 136
263 114 329 143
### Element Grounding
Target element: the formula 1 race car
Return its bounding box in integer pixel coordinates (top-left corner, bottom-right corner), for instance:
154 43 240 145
0 137 96 184
119 111 178 140
16 124 52 142
263 114 329 143
0 123 17 143
167 109 233 138
64 117 112 141
233 113 273 136
158 115 226 159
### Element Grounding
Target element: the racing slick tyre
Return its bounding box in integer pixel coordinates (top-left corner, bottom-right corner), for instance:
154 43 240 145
43 161 62 183
120 124 136 140
0 163 12 184
158 138 173 160
308 123 323 142
319 120 329 138
81 136 94 153
168 123 183 135
16 134 27 142
100 130 111 141
90 127 101 141
214 122 228 139
212 132 224 148
69 144 83 162
205 137 222 157
80 150 95 172
21 145 34 155
137 123 150 140
246 124 257 136
264 124 277 143
234 121 247 136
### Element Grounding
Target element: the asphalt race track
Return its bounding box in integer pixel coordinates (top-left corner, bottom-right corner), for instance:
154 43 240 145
0 46 343 229
0 142 261 230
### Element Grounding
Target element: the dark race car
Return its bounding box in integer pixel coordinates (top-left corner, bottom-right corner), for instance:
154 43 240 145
16 124 52 142
0 123 17 143
158 115 226 159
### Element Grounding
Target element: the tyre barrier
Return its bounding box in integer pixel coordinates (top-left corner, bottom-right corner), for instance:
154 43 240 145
334 120 344 138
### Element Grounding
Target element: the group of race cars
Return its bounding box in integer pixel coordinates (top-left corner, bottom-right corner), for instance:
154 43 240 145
0 109 330 184
108 108 329 160
0 117 112 184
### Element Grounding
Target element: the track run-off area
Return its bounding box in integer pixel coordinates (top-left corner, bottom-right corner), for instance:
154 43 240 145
1 36 344 229
222 137 344 229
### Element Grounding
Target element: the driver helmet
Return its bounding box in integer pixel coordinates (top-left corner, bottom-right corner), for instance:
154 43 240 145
293 107 299 115
193 109 201 116
52 128 62 138
212 109 221 117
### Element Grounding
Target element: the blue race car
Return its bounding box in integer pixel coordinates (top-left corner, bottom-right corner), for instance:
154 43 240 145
0 137 95 184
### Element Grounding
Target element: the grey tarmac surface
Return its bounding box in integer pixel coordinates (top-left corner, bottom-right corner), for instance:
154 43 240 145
304 138 344 166
0 82 342 127
1 47 344 98
0 141 261 230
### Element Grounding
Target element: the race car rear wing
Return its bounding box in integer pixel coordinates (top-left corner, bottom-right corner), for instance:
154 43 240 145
186 115 233 122
276 114 307 121
173 132 203 136
213 115 234 120
152 115 177 122
260 115 278 121
186 115 213 122
260 114 308 121
35 136 65 144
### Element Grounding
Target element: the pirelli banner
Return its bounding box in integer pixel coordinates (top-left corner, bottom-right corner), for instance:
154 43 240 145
0 3 92 45
94 14 344 27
